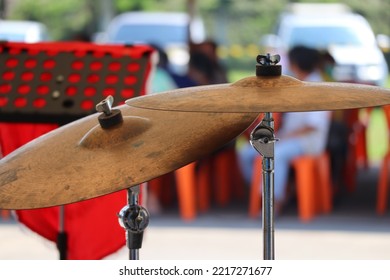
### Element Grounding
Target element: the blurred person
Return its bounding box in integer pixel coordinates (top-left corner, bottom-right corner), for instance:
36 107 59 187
319 50 335 82
318 51 349 191
149 44 178 93
164 39 228 88
190 40 228 84
187 50 216 86
188 42 246 208
238 46 331 215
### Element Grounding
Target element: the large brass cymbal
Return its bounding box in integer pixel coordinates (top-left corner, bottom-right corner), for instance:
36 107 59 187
126 75 390 113
0 105 258 209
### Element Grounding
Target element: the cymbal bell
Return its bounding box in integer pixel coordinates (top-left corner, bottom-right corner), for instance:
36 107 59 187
0 105 258 209
126 75 390 113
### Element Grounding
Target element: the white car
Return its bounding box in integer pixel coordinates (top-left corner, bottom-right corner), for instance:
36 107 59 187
0 20 50 42
98 11 206 74
262 3 389 86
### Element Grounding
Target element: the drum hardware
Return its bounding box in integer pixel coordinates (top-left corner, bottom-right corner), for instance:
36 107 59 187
97 97 150 260
57 205 67 260
248 54 281 260
250 113 277 260
118 185 149 260
96 95 124 129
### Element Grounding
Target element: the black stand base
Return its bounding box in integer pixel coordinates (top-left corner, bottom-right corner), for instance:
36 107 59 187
57 232 68 260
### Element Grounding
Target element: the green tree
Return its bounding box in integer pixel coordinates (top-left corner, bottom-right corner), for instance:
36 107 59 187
8 0 95 40
7 0 390 45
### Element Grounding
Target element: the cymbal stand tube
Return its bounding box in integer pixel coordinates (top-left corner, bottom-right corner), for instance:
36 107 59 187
128 187 139 260
118 185 150 260
250 112 277 260
57 205 67 260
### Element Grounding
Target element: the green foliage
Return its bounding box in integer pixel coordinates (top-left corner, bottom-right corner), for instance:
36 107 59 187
6 0 390 43
114 0 186 13
9 0 94 40
199 0 289 45
115 0 154 12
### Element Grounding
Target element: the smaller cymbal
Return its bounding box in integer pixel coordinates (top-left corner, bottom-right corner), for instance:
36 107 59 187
0 105 258 209
126 75 390 113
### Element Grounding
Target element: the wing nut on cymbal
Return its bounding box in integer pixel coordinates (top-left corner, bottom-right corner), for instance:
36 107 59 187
96 95 123 129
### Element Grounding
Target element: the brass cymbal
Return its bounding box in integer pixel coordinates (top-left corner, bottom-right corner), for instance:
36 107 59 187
2 74 390 209
0 104 258 209
126 75 390 113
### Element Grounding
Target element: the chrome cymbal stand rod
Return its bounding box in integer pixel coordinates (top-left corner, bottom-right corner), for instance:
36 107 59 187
118 185 150 260
250 112 277 260
96 96 150 260
251 53 281 260
57 205 67 260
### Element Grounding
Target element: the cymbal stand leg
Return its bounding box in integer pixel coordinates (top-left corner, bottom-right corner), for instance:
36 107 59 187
118 185 150 260
250 112 277 260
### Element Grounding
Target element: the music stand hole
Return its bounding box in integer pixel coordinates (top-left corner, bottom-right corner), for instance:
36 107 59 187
103 88 115 97
127 63 140 72
121 88 135 99
0 96 8 107
21 72 34 81
2 71 15 80
17 84 30 94
6 58 18 68
37 85 49 95
24 58 37 68
43 59 56 69
0 83 11 94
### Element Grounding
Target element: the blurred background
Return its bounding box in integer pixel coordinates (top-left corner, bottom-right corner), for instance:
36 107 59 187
1 0 389 81
1 0 390 260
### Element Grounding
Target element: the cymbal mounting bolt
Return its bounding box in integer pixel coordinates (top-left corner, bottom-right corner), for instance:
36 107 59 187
96 95 123 129
96 95 114 116
256 53 282 76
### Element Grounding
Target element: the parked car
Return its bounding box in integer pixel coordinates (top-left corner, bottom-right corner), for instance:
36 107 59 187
0 20 50 42
261 3 389 86
97 11 206 74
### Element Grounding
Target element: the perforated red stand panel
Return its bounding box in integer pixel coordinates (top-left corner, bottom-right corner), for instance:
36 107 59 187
0 41 154 124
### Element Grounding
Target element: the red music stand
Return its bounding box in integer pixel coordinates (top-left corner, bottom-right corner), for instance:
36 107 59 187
0 41 156 260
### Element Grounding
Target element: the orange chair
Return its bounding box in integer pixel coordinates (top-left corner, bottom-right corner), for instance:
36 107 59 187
292 153 333 221
175 163 197 221
147 147 244 221
248 152 333 222
197 158 213 213
0 210 11 220
197 147 245 213
344 109 369 192
377 153 390 214
376 106 390 215
147 163 197 221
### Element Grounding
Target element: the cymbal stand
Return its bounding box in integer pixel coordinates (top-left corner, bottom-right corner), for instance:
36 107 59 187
118 185 150 260
250 53 281 260
57 205 67 260
250 113 277 260
96 96 149 260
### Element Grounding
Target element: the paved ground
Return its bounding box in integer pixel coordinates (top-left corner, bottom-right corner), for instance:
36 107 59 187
1 166 390 260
